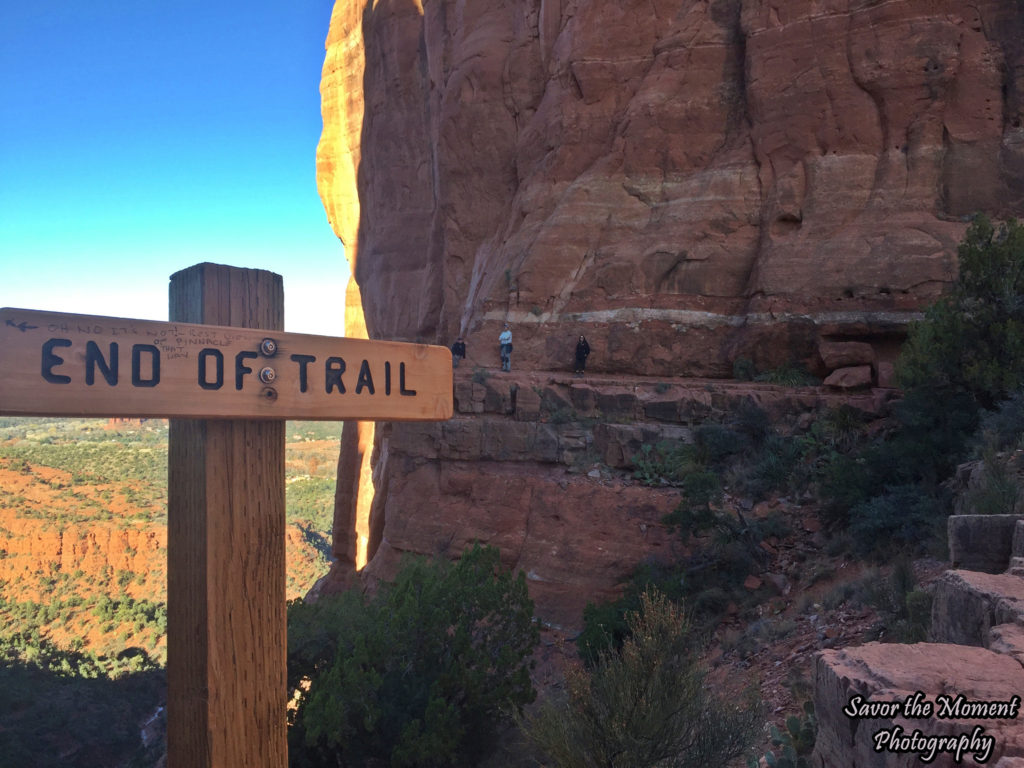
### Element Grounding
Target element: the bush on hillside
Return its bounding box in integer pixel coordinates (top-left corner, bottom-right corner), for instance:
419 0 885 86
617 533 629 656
577 561 691 666
818 218 1024 555
525 591 761 768
819 379 978 557
287 543 539 768
974 390 1024 451
898 216 1024 408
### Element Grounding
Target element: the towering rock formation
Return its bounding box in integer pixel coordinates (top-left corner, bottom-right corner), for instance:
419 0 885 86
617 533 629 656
316 0 1024 621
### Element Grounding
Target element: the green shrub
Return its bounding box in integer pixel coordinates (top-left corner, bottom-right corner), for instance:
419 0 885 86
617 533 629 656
898 216 1024 408
734 399 774 444
856 559 934 643
847 485 947 557
732 357 757 381
819 388 977 535
754 364 819 387
577 562 689 666
963 446 1022 515
808 405 869 454
631 444 664 485
659 517 774 624
630 441 701 486
734 434 804 500
0 649 164 768
904 590 934 643
526 591 761 768
287 543 538 768
725 618 799 658
693 423 747 465
816 219 1024 554
974 391 1024 450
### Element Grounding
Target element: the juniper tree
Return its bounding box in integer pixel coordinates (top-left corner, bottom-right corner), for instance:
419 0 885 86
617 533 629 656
525 590 761 768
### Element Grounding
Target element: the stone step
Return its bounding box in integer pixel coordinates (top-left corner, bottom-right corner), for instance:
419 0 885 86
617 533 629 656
1011 557 1024 578
947 515 1024 574
1015 520 1024 559
930 570 1024 646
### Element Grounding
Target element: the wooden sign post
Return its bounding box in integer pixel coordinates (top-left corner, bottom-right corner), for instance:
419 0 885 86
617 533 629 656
0 262 453 768
166 263 286 768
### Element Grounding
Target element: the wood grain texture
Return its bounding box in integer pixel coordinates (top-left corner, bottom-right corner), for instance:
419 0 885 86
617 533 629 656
0 307 453 421
167 263 287 768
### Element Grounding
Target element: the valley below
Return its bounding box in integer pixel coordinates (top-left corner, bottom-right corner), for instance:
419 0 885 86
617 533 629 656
0 417 339 767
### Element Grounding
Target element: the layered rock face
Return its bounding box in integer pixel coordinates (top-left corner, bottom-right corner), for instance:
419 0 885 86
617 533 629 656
357 370 890 627
316 0 1024 620
320 0 1024 376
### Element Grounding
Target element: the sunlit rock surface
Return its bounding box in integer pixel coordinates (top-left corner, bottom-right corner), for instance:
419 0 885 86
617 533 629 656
315 0 1024 617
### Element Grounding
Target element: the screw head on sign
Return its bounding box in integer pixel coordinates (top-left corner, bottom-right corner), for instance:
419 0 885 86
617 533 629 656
259 367 277 385
260 338 278 357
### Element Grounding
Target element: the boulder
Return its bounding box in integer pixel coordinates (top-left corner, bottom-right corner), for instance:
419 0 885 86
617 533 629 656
819 340 875 370
814 643 1024 767
823 365 873 389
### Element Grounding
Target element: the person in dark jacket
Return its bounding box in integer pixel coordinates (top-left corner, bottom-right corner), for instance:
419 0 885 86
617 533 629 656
574 335 590 375
451 337 466 367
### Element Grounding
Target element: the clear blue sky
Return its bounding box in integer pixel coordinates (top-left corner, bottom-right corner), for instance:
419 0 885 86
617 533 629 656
0 1 348 336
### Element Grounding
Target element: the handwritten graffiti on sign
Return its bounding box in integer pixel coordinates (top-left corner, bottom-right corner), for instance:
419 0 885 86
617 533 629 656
0 308 453 421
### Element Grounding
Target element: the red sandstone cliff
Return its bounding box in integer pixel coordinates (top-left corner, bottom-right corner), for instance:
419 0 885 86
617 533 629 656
316 0 1024 623
320 0 1024 373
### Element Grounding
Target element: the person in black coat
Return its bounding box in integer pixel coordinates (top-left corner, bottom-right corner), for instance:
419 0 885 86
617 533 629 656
451 337 466 367
574 335 590 375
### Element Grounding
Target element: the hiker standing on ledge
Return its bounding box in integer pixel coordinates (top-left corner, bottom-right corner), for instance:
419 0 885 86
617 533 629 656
451 337 466 368
574 335 591 376
499 324 513 371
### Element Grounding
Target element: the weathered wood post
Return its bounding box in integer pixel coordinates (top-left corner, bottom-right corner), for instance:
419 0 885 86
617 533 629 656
167 263 287 767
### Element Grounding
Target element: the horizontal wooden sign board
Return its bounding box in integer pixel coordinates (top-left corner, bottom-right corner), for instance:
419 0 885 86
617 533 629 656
0 308 453 421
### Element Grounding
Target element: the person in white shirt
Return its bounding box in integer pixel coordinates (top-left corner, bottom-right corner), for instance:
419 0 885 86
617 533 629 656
498 324 512 371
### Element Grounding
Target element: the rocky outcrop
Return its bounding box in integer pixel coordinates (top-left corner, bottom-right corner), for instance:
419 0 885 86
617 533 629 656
0 518 166 595
930 570 1024 646
814 643 1024 767
813 516 1024 767
315 0 1024 613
